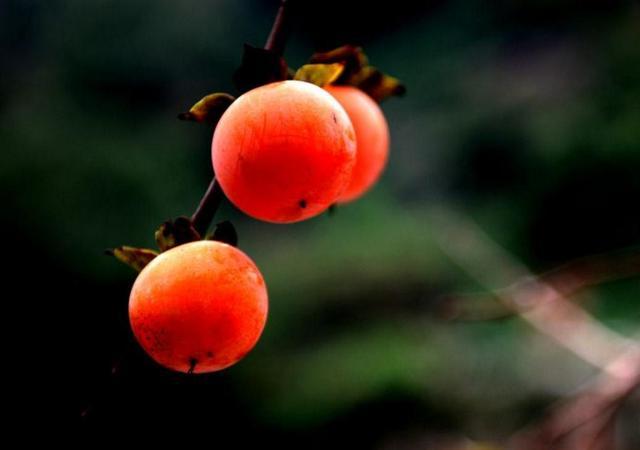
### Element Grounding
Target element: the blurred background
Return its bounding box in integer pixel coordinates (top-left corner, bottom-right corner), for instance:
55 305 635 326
2 0 639 446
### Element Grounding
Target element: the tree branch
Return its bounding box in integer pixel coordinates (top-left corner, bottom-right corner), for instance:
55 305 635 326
264 0 292 55
508 349 640 450
431 207 640 449
190 177 225 236
189 0 293 236
442 247 640 322
430 207 640 375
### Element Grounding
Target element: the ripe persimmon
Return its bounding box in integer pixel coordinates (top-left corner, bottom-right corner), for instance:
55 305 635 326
212 80 356 223
325 85 389 203
129 240 268 373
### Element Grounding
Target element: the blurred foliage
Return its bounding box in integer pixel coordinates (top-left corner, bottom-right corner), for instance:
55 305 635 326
2 0 638 445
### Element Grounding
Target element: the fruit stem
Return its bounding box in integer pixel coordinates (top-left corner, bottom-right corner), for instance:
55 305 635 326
190 0 293 234
264 0 292 55
191 178 225 236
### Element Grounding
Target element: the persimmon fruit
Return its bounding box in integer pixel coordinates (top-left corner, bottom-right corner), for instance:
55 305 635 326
211 80 356 223
325 85 390 203
129 240 268 373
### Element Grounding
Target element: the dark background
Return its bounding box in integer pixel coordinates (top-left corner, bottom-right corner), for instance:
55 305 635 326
2 0 639 445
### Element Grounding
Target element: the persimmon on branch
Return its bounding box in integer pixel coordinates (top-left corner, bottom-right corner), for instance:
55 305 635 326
188 0 292 238
106 0 404 375
82 2 301 416
84 0 406 417
111 1 405 272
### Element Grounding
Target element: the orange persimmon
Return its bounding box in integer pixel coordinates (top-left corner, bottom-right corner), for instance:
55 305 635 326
129 240 268 373
212 80 356 223
325 85 389 203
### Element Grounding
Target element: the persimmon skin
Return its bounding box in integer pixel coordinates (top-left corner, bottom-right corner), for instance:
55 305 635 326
325 86 390 203
129 241 268 373
212 80 356 223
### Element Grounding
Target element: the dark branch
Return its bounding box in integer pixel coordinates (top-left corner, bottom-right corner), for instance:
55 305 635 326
189 0 293 235
190 178 225 236
264 0 292 55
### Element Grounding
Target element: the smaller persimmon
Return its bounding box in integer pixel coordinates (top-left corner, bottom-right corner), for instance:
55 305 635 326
325 85 390 203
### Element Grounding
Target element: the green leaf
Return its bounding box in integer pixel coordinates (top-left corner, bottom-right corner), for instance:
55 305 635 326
155 216 201 252
294 63 345 87
178 93 235 126
108 246 158 272
233 44 289 93
347 66 406 102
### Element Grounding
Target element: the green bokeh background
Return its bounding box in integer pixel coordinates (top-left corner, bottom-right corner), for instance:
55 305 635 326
2 0 638 445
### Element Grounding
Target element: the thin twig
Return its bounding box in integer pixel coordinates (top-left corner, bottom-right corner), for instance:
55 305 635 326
189 0 293 236
508 349 640 449
264 0 292 54
443 247 640 321
190 178 225 236
430 206 640 449
430 206 639 376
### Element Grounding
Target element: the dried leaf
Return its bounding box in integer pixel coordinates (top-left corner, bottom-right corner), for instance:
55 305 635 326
233 44 288 93
208 220 238 247
178 93 235 125
155 216 201 252
347 65 406 101
107 246 158 272
310 45 405 102
294 63 345 87
309 45 368 80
